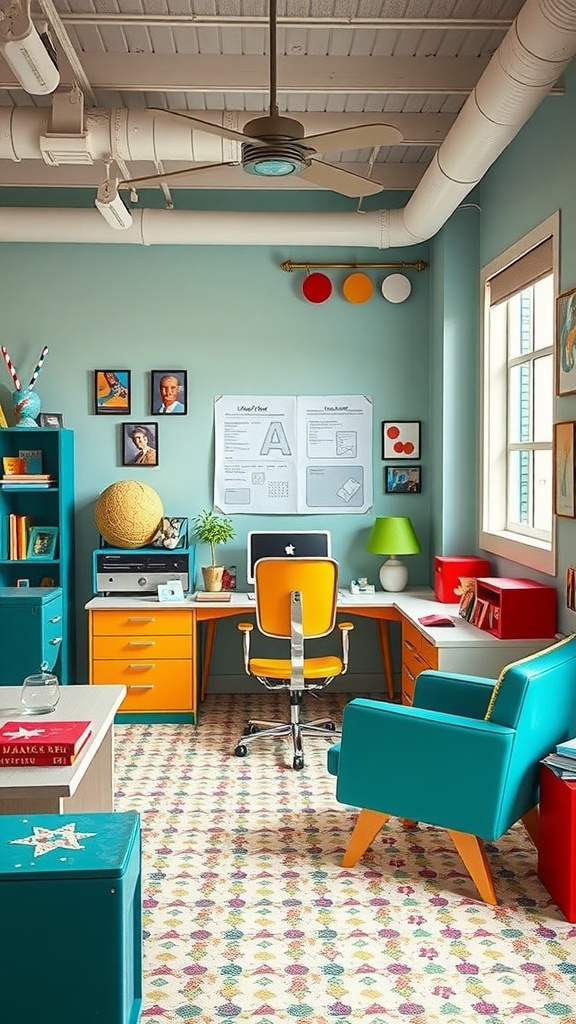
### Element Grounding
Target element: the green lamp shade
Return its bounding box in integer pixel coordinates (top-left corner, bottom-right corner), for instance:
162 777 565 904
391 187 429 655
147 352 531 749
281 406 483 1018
366 516 421 556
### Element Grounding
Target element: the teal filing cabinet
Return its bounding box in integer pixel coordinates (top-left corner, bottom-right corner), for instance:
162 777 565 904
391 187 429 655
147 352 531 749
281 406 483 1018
0 811 142 1024
0 586 63 684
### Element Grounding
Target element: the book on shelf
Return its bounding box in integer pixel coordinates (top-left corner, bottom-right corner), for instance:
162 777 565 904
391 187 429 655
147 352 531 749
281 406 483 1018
0 720 92 756
1 482 52 490
2 474 54 482
18 449 43 474
194 591 232 602
556 736 576 758
2 456 25 475
16 514 33 559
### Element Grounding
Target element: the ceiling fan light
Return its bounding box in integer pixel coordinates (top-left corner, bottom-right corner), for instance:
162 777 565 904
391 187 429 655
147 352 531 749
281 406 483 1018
242 141 311 179
245 156 303 177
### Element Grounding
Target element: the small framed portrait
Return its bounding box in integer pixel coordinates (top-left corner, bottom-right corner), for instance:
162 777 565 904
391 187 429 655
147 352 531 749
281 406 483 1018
122 422 159 467
554 420 576 518
382 420 421 459
39 413 64 428
385 465 421 493
27 526 58 560
151 370 187 415
95 370 131 414
556 286 576 397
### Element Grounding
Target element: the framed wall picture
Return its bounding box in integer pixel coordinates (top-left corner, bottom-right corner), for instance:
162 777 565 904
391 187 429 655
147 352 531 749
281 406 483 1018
384 464 421 493
151 370 187 415
27 526 58 559
554 421 576 518
382 420 421 459
122 422 159 466
556 286 576 396
95 370 131 414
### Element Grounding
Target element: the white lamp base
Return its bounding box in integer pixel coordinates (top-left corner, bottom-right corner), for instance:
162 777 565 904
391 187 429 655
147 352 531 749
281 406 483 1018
379 557 408 592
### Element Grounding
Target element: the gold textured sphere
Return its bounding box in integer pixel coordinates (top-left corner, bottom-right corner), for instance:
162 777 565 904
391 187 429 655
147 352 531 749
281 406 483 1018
95 480 164 548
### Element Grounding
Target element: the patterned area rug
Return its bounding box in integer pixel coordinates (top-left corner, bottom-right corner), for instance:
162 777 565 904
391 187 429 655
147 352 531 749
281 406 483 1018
114 693 576 1024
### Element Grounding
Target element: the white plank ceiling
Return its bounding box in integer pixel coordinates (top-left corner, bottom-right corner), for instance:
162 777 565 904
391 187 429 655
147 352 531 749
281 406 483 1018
0 0 563 198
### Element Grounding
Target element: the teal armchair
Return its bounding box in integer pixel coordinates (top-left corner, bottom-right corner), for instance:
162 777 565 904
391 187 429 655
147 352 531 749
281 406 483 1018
328 634 576 904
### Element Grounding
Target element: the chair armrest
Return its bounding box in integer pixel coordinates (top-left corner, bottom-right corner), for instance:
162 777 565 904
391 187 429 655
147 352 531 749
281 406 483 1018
414 670 495 719
334 698 515 839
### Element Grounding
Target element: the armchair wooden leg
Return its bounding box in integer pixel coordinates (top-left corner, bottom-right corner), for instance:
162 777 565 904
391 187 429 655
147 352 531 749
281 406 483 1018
448 829 498 905
342 809 390 867
521 805 539 846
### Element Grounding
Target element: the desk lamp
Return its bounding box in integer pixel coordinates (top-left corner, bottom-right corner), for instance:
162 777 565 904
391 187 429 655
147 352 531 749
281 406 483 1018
366 516 421 592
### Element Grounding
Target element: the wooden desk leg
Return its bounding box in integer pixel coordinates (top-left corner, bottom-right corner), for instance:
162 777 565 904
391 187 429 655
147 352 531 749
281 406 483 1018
200 620 217 702
377 620 395 701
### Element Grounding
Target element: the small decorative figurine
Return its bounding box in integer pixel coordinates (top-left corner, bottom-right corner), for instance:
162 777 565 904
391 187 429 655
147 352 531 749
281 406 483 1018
1 345 49 427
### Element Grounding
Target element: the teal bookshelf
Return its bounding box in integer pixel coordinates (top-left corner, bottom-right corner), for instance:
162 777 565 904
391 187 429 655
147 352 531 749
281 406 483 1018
0 428 75 682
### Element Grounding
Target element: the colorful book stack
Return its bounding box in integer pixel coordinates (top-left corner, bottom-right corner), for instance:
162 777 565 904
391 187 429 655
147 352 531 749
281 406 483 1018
0 720 92 766
541 736 576 779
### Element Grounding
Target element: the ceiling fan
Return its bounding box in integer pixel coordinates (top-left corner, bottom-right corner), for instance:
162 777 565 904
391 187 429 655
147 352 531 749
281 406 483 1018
116 0 402 201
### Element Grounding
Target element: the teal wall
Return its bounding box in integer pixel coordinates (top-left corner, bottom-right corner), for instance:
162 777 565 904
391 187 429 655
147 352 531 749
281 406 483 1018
0 60 575 680
0 220 433 684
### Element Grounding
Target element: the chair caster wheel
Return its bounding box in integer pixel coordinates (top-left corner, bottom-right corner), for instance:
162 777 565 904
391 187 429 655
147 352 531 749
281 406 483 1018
244 724 259 735
324 722 336 731
234 744 248 757
293 756 304 770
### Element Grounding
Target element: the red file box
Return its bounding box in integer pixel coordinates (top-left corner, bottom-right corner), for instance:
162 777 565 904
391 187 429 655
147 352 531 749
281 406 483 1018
434 555 491 603
538 765 576 922
474 577 557 639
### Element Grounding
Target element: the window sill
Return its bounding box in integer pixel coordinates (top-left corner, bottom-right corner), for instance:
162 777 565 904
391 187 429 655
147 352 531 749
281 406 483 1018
479 529 555 577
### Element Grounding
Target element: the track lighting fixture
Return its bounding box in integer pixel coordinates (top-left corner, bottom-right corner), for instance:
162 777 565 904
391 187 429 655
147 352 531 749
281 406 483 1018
0 0 59 95
95 179 133 231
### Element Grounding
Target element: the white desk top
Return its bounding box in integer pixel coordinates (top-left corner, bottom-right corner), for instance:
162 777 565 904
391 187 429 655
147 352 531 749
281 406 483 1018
0 684 126 799
85 590 557 651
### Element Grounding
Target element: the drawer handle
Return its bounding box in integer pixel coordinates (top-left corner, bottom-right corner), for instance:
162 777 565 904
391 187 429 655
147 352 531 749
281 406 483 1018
128 684 155 691
406 666 415 681
127 641 156 648
127 617 156 624
405 640 417 653
128 663 156 670
49 615 62 624
49 637 62 646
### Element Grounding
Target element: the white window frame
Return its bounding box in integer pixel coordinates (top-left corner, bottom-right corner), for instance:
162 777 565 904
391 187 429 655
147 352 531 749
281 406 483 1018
480 212 559 576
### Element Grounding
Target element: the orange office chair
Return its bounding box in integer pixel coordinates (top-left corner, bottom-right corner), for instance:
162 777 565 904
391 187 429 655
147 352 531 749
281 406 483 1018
234 557 354 770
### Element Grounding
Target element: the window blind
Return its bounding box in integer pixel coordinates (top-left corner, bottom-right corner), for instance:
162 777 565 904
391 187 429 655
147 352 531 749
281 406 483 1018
487 237 553 306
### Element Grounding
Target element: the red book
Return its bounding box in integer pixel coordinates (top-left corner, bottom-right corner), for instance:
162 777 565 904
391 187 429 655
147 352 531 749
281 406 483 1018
0 744 88 767
0 720 92 757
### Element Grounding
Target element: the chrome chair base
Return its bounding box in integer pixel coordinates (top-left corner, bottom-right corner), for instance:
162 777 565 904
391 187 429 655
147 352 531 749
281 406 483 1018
234 698 339 770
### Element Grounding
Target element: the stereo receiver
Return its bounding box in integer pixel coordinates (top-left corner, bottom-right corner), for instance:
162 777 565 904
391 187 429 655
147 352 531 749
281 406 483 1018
93 547 194 595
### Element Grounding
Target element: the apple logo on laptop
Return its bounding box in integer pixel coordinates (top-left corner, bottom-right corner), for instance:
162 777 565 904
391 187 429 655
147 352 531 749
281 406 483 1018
284 544 295 555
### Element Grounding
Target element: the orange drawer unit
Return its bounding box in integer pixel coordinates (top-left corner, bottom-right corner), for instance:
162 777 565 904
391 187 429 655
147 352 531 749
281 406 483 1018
401 618 438 705
88 607 195 722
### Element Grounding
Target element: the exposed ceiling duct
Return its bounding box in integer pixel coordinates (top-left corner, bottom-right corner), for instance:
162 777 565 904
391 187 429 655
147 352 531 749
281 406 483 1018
0 0 575 248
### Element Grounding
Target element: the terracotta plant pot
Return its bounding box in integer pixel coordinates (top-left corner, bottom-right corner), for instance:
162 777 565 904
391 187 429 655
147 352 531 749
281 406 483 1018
202 565 225 592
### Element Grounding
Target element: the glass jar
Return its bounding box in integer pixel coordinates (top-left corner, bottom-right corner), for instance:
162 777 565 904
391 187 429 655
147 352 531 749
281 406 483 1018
21 664 60 714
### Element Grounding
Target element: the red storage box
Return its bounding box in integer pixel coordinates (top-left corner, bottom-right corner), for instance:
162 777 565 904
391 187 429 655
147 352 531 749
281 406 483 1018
474 577 557 639
434 555 491 603
538 765 576 922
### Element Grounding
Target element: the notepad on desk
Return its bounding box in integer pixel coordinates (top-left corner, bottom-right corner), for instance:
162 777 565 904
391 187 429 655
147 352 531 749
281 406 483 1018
418 613 455 627
194 591 232 602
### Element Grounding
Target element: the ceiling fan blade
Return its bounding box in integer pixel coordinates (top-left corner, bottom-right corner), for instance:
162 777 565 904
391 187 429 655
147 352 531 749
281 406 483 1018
148 108 265 147
120 162 237 189
304 124 403 155
298 159 384 198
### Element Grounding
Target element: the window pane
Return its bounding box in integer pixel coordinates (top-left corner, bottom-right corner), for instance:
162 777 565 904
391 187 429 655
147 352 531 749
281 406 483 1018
534 353 553 442
534 449 552 532
507 449 529 527
534 275 554 350
508 363 531 444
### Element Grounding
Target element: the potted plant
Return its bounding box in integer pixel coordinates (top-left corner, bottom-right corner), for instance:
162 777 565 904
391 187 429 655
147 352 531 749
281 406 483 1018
193 509 236 592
